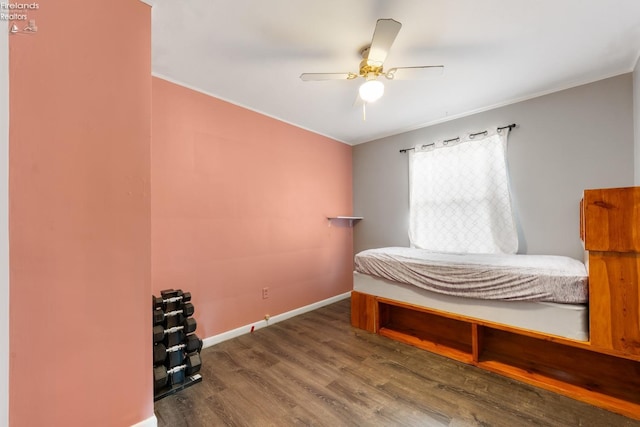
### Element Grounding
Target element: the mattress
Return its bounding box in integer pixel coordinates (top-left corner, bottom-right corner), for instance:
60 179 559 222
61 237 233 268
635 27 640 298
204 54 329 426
354 271 589 341
355 247 588 303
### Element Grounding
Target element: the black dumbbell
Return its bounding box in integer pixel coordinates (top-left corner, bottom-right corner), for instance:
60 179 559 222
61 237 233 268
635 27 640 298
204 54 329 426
153 352 202 390
153 334 203 365
152 302 195 327
152 318 197 345
152 290 191 311
153 318 197 346
155 344 186 368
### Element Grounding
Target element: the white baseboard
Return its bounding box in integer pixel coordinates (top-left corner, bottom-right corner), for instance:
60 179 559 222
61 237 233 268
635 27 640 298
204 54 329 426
131 414 157 427
202 292 351 348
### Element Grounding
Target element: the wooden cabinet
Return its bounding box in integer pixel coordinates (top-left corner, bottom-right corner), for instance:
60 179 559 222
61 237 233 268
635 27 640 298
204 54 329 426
582 187 640 356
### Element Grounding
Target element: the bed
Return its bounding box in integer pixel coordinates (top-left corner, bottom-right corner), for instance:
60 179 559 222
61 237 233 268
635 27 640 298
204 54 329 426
350 186 640 420
354 247 589 341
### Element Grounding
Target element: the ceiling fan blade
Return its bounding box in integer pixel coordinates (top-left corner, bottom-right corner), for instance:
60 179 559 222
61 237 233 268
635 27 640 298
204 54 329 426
385 66 444 80
300 72 358 81
367 19 402 66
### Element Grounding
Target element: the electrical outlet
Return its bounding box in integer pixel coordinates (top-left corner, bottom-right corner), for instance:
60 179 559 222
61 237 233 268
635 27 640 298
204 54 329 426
262 287 269 299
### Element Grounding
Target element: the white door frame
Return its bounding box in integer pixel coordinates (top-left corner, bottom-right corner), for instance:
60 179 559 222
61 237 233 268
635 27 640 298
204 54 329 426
1 15 11 427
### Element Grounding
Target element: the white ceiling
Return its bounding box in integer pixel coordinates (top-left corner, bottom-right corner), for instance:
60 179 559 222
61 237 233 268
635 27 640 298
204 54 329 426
150 0 640 145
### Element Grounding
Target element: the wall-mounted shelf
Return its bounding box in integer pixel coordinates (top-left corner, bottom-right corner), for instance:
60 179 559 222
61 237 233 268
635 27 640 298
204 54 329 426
327 216 363 226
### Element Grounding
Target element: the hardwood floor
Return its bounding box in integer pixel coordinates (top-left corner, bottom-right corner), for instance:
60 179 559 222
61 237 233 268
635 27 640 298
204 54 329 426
154 298 640 426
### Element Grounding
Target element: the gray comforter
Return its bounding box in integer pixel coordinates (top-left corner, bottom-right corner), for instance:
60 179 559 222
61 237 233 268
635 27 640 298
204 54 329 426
354 247 588 303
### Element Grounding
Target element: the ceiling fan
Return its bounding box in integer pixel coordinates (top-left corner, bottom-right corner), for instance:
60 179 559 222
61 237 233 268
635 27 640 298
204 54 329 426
300 18 444 105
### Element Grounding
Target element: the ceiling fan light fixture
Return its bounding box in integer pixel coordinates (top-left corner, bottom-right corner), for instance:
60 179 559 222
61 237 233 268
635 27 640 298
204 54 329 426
359 78 384 103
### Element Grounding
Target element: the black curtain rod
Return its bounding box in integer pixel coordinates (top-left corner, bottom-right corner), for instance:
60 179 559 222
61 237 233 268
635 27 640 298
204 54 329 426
399 123 517 153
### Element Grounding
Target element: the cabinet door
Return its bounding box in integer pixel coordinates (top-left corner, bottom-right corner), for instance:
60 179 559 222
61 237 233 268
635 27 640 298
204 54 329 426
588 252 640 355
583 187 640 252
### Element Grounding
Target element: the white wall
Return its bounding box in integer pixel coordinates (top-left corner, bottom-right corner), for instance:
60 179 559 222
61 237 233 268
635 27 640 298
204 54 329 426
353 74 635 261
634 55 640 185
0 17 10 427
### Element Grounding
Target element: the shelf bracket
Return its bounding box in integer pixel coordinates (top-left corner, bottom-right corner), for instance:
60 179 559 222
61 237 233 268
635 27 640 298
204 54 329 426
327 216 363 227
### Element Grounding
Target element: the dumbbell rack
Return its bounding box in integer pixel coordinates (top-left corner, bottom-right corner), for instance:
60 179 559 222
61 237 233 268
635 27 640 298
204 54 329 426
152 289 203 401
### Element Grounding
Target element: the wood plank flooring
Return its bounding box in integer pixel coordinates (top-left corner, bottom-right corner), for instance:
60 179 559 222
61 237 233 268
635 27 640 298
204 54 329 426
154 298 640 426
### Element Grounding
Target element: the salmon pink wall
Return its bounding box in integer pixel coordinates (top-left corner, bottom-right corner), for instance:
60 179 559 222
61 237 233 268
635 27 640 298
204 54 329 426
152 77 353 337
9 1 153 426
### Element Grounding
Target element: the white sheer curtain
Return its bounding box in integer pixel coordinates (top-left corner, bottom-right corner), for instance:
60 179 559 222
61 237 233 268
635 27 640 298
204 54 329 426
408 130 518 254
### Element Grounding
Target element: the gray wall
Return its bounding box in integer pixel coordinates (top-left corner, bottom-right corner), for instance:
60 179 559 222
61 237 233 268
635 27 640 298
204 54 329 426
353 74 635 260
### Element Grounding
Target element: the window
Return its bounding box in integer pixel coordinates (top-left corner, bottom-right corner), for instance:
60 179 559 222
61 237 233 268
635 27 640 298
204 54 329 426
408 131 517 254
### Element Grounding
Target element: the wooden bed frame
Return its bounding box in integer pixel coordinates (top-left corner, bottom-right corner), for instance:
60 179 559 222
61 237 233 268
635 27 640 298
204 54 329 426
351 186 640 419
